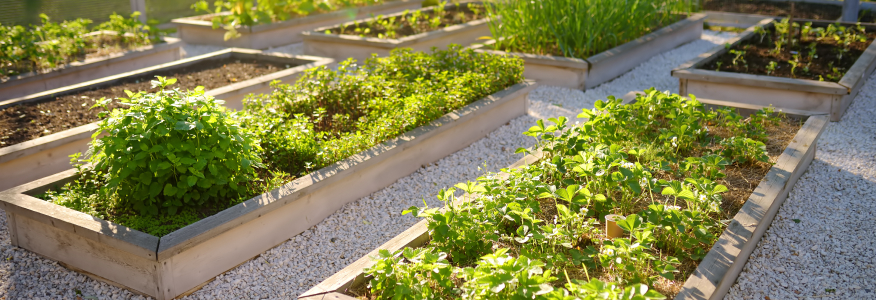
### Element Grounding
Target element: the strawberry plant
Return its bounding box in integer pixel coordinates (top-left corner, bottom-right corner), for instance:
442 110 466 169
361 89 796 299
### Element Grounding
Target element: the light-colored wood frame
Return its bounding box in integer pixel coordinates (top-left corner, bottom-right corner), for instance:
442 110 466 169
468 13 706 90
171 0 424 49
0 80 536 300
0 34 182 102
0 49 334 192
298 92 829 300
302 2 490 61
672 19 876 121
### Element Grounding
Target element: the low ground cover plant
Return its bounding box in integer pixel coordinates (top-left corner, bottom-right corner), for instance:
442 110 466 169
707 19 876 81
323 2 484 39
192 0 391 40
39 45 524 237
483 0 693 59
358 89 801 299
0 12 162 78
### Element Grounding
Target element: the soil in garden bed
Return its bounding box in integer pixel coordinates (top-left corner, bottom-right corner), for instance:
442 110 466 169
704 0 876 22
702 22 876 81
325 3 486 39
0 58 294 148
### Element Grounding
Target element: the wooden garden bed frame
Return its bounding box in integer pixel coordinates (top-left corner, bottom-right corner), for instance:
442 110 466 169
672 19 876 122
0 32 182 102
298 91 830 300
171 0 424 49
0 48 333 192
0 80 537 300
301 2 490 61
468 13 706 90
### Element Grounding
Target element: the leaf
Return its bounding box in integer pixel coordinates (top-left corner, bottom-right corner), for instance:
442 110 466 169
187 175 198 187
138 172 152 185
163 183 178 196
175 121 196 131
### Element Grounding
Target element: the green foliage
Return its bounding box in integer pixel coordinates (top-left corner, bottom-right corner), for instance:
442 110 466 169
328 3 485 39
192 0 386 40
243 45 523 177
84 76 262 216
483 0 693 59
0 12 160 77
365 89 784 298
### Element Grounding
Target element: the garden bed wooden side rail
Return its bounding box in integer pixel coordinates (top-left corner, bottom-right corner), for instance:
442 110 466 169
298 91 830 300
672 19 876 121
0 80 536 300
0 33 182 102
171 0 424 49
0 49 334 192
469 13 706 90
301 2 490 61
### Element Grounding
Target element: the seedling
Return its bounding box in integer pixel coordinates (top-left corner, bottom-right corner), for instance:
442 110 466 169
766 61 777 75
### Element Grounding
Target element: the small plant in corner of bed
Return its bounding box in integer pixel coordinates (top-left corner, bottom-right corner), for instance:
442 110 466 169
708 19 874 81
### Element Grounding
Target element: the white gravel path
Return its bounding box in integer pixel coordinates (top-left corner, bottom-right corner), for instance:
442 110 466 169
725 73 876 300
0 31 737 299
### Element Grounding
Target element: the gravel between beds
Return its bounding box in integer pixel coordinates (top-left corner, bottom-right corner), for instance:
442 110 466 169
0 31 737 299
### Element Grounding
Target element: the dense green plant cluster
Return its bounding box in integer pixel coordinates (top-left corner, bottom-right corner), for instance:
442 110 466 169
244 45 523 177
40 46 523 236
363 89 784 299
483 0 694 59
192 0 387 40
47 77 263 217
0 12 161 77
327 2 484 39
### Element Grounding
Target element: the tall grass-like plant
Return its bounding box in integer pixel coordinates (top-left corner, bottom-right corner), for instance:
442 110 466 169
485 0 692 59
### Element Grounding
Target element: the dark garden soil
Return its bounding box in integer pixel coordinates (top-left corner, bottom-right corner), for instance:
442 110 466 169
702 24 875 81
704 0 876 22
326 4 485 39
0 58 293 148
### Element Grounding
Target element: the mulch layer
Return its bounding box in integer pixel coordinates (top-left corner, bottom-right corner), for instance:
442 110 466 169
0 58 292 149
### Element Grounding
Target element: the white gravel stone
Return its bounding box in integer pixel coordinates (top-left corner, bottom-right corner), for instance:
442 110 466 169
725 66 876 300
0 32 738 299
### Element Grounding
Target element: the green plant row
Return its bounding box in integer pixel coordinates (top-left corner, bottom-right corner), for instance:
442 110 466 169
361 89 787 299
483 0 694 59
192 0 390 40
0 12 163 78
40 45 524 237
325 2 485 39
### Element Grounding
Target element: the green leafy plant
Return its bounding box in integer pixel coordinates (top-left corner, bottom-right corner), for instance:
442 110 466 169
484 0 693 59
363 89 790 298
766 61 777 75
85 76 262 216
326 2 484 39
193 0 386 40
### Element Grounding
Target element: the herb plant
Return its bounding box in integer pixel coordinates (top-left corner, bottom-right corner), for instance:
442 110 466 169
0 12 161 78
483 0 693 59
324 2 485 39
40 45 523 237
362 89 792 299
192 0 387 40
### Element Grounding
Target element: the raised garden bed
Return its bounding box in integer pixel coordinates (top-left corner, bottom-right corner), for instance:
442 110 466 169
302 2 489 61
0 49 333 192
672 19 876 121
298 90 829 300
703 0 876 28
171 0 424 49
470 13 706 90
0 33 183 102
0 47 534 299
